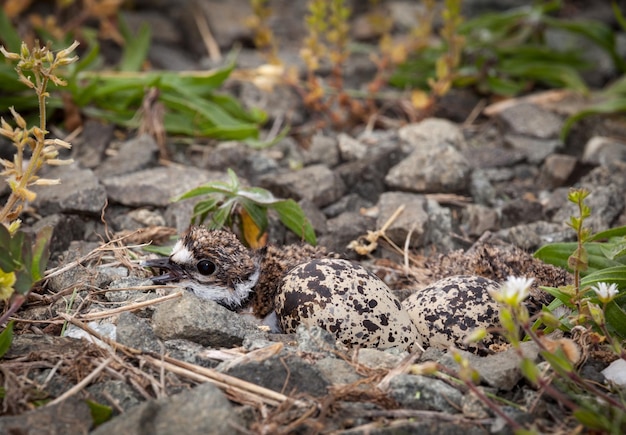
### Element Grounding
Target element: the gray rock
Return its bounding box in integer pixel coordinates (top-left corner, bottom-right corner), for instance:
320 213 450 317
164 339 216 367
469 169 497 206
440 342 540 391
463 145 526 169
117 312 163 354
31 213 88 256
0 396 92 435
338 133 367 161
301 134 340 167
315 357 363 385
336 139 405 200
385 144 471 193
74 120 114 168
222 353 330 397
582 136 626 167
31 164 107 215
539 154 577 188
504 134 563 164
318 211 376 257
495 221 572 250
387 373 463 413
102 166 224 207
296 198 328 237
500 198 544 228
296 324 337 354
498 103 563 139
399 118 467 151
322 193 374 218
87 380 144 413
95 134 159 178
424 199 455 252
375 192 429 248
152 292 263 347
91 383 243 435
122 10 183 45
260 164 345 207
462 204 500 237
356 348 405 370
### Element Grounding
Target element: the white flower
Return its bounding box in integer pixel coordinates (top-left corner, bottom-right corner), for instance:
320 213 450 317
496 276 534 306
592 282 619 303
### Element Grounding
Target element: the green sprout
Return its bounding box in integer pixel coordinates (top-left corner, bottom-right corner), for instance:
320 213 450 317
176 168 316 247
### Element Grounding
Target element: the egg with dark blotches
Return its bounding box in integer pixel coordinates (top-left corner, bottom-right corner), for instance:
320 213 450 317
276 258 423 352
402 275 502 353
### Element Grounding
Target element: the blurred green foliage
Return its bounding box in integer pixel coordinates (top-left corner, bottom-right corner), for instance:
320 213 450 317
391 1 623 97
0 9 265 142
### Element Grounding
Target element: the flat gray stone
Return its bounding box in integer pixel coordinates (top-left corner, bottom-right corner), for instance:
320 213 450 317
385 144 471 193
152 292 263 348
504 134 563 164
498 103 563 139
259 164 345 207
388 374 463 413
117 311 163 354
222 354 330 397
375 192 429 248
399 118 467 151
91 383 243 435
31 164 107 215
582 136 626 166
94 134 159 178
102 166 224 207
0 396 92 435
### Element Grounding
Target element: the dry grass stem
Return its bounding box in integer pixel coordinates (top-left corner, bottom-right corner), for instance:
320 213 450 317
45 357 113 406
76 291 183 321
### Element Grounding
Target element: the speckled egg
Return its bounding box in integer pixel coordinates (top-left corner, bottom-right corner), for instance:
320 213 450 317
276 258 423 352
402 275 502 353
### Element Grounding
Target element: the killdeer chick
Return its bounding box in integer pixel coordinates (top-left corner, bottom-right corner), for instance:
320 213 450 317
144 226 422 351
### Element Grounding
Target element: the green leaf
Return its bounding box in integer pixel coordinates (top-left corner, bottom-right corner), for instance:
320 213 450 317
85 399 113 427
561 97 626 140
581 266 626 289
192 197 221 224
590 225 626 241
520 357 540 384
0 8 22 52
604 300 626 339
572 407 610 431
31 226 52 281
272 199 317 245
210 199 236 229
0 225 16 272
118 15 152 72
534 242 625 275
142 244 175 256
540 346 574 377
0 320 14 359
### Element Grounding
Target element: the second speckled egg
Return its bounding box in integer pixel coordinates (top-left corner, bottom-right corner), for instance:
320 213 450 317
276 258 423 352
402 275 502 353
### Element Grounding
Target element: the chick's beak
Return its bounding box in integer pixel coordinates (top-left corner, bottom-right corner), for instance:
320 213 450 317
142 257 185 284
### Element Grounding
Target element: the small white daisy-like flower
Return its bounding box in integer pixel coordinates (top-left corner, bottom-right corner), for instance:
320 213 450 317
592 282 619 304
495 276 534 306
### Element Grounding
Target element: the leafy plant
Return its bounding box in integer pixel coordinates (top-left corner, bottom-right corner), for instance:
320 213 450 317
0 8 266 144
0 40 76 326
391 1 611 98
535 188 626 338
176 169 316 248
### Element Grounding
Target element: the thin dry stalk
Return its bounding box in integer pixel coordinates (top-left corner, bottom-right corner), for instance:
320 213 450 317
59 314 309 409
46 357 113 406
76 291 182 321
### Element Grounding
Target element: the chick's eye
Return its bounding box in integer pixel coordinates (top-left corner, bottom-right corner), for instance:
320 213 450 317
197 259 216 276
